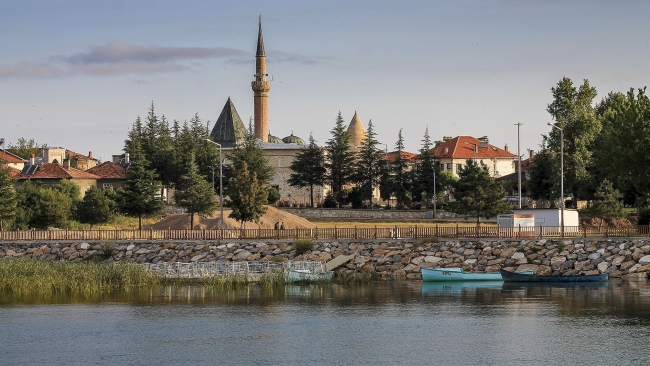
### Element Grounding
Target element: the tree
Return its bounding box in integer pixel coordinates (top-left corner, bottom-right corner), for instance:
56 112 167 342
325 111 355 201
594 88 650 207
545 77 600 207
288 135 326 207
413 127 437 206
527 149 554 204
117 142 164 230
353 120 382 206
174 155 218 229
589 179 624 218
8 137 47 160
448 159 510 224
390 129 411 208
225 122 274 190
0 167 18 230
75 185 116 229
228 162 268 229
14 181 72 229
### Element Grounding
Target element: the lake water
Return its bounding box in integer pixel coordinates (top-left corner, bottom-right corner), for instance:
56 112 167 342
2 280 650 365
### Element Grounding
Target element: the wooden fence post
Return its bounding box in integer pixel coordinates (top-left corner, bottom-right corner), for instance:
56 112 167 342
335 226 338 240
456 223 459 239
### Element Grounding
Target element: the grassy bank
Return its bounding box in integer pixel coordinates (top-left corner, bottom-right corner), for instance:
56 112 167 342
0 258 160 294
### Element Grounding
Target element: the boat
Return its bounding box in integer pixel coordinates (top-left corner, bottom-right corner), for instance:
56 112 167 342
421 267 503 281
500 269 609 282
285 269 334 283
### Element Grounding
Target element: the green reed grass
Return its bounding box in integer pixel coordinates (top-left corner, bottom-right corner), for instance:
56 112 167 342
0 258 160 295
332 272 376 285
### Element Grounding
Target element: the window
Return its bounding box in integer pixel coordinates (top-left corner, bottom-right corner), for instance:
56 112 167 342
446 163 452 171
456 164 462 172
439 163 445 170
102 183 113 190
279 157 284 167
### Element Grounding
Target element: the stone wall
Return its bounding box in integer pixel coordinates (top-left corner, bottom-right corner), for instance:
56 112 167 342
279 207 458 220
2 238 650 280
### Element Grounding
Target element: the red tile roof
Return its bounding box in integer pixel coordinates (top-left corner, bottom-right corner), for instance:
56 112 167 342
432 136 516 159
382 151 418 163
14 161 100 180
86 161 128 179
66 150 98 161
0 150 26 164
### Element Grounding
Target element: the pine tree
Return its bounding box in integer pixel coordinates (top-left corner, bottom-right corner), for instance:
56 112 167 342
75 185 116 229
0 167 18 230
117 141 164 230
590 179 624 218
448 159 510 224
174 154 218 229
353 120 382 206
288 135 326 207
414 127 437 206
225 122 274 191
228 162 268 229
391 129 411 208
325 111 355 201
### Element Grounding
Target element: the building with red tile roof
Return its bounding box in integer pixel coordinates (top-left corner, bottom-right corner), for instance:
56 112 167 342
0 150 27 170
431 136 517 178
13 160 100 197
86 161 129 190
65 149 99 170
382 151 418 164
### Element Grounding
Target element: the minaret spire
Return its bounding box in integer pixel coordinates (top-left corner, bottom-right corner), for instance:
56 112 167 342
252 15 271 142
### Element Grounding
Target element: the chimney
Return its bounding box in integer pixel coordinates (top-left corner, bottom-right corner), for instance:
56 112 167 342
504 144 509 152
30 154 35 165
88 151 93 159
63 159 70 169
125 153 130 164
529 150 535 159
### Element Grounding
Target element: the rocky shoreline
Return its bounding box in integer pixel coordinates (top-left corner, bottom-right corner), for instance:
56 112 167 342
2 238 650 280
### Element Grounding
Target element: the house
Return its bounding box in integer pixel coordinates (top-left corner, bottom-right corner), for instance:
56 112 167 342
0 150 27 171
86 161 129 190
13 158 100 198
431 136 517 178
66 150 99 170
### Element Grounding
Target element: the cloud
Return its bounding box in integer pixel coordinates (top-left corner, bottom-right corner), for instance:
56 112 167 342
71 63 186 76
55 41 249 65
0 61 66 79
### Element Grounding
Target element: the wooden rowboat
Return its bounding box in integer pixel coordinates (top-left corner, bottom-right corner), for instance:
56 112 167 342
500 269 608 282
421 267 503 282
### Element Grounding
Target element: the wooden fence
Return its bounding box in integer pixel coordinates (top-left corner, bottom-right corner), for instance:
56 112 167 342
1 225 649 241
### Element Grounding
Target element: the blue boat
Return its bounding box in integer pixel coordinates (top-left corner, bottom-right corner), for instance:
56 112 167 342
500 269 609 282
421 267 503 281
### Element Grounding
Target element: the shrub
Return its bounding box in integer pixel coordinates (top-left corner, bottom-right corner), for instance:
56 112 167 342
322 192 338 208
267 187 280 204
292 239 315 255
100 242 115 258
639 208 650 226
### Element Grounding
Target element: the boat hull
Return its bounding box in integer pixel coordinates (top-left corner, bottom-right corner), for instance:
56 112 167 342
500 269 608 282
421 267 503 282
285 269 334 282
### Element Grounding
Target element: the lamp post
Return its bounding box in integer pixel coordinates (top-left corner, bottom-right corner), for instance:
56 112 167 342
205 139 223 228
514 123 523 209
288 193 292 207
433 156 437 219
547 122 564 237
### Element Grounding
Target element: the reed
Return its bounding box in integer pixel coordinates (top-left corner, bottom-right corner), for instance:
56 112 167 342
0 258 160 295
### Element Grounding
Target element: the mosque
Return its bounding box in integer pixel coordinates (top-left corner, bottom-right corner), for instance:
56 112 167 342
208 17 367 206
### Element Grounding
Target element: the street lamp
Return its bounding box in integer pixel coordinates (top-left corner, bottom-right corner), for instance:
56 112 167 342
288 193 292 207
514 123 523 209
547 122 564 237
205 139 223 228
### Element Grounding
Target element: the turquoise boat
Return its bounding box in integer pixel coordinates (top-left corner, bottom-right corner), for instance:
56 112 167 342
421 267 503 281
285 269 334 283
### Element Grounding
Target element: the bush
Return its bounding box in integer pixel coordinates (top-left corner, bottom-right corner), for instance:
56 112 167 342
639 208 650 225
267 187 280 204
322 192 338 208
292 239 315 255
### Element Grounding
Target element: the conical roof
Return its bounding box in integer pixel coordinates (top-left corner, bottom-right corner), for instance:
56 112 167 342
346 111 366 148
256 15 265 57
209 97 246 148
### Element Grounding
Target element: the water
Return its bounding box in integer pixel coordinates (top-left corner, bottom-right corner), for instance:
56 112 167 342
2 280 650 365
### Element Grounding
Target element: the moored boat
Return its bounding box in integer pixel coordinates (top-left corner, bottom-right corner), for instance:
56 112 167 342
421 267 503 282
285 269 334 283
500 269 608 282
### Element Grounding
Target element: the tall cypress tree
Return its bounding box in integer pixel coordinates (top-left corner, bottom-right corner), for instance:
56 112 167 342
288 134 326 207
353 120 382 206
325 111 355 202
391 129 411 208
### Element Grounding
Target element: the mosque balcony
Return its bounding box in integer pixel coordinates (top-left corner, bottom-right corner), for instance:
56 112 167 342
251 81 271 90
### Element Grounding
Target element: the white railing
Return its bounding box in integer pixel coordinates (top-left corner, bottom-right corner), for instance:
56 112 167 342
141 260 327 279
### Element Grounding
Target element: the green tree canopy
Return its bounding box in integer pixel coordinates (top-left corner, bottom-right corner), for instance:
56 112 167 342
0 167 18 230
174 155 218 229
8 137 47 160
448 159 510 224
390 129 411 208
588 179 624 219
228 162 268 229
353 120 382 206
14 181 72 229
288 135 326 207
75 185 116 229
225 122 274 191
325 111 355 200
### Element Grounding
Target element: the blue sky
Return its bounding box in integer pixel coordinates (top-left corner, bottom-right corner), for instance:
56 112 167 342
1 0 649 161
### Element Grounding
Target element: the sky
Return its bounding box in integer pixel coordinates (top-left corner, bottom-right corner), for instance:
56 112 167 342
1 0 649 162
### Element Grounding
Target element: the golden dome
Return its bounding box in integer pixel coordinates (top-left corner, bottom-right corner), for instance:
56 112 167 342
346 111 366 148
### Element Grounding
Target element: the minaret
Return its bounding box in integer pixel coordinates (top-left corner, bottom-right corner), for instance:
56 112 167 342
252 15 271 142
